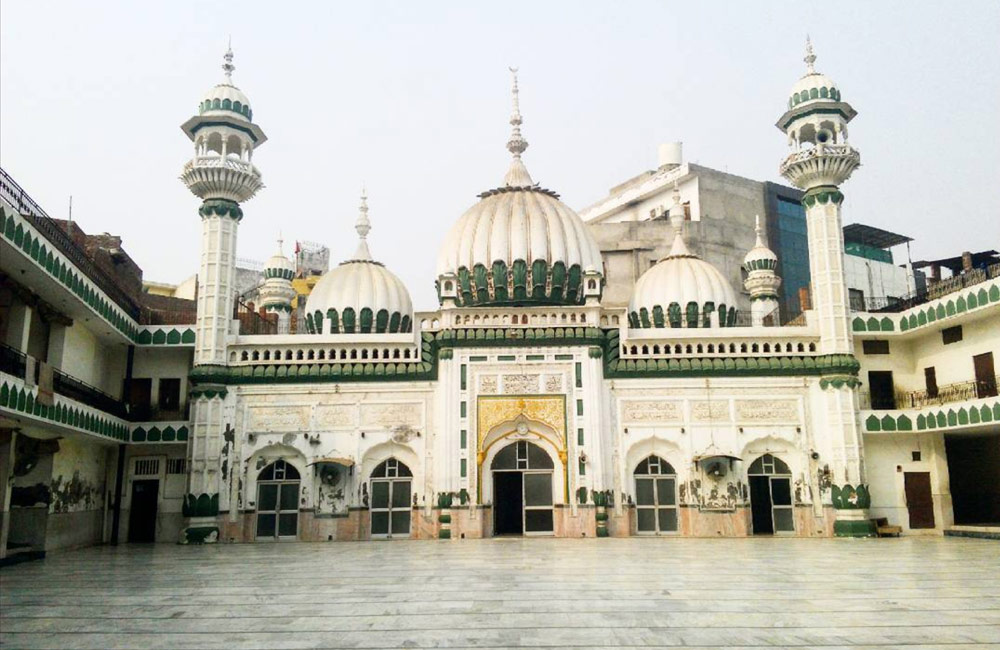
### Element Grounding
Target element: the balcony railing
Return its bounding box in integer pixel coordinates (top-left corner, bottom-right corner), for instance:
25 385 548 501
856 263 1000 314
861 375 1000 410
1 343 129 420
234 298 277 335
0 166 141 320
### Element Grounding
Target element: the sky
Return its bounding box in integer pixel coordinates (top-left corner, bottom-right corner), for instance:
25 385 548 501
2 1 998 310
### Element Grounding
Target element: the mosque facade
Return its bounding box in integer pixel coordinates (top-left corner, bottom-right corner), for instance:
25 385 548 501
2 41 997 554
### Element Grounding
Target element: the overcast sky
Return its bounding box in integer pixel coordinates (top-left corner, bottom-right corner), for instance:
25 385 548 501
2 1 998 310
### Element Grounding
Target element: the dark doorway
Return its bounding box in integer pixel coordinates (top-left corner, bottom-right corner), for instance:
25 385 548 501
749 476 773 534
493 471 523 535
945 434 1000 525
868 371 896 409
128 479 158 542
904 472 935 529
127 378 152 421
973 353 997 399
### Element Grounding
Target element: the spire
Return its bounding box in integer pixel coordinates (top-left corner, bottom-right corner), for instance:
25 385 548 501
503 67 534 187
667 182 691 257
222 41 235 83
753 214 766 247
353 187 372 261
276 231 285 256
804 35 816 75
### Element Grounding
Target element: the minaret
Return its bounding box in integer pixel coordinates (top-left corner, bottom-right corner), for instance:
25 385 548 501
259 236 296 334
777 37 858 352
777 39 870 536
352 188 373 261
743 216 782 326
178 46 267 540
181 45 267 364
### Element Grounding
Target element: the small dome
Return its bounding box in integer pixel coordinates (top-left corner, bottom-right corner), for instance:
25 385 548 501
264 238 295 281
304 192 413 334
628 189 738 328
197 48 253 121
435 69 602 306
786 38 842 109
743 217 778 272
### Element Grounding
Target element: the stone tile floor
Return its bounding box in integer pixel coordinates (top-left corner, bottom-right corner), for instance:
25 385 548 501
1 537 999 648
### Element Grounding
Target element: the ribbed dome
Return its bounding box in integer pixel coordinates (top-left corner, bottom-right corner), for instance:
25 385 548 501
436 69 602 306
304 192 413 334
197 48 253 121
743 218 778 272
264 239 295 280
786 39 842 110
628 190 738 328
305 261 413 334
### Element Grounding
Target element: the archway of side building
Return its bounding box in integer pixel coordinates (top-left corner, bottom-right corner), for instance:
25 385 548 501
945 432 1000 526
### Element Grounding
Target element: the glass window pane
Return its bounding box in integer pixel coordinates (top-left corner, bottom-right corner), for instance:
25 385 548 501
527 443 553 469
372 481 389 508
770 478 792 505
636 508 656 532
391 510 411 535
656 478 676 506
773 507 795 532
658 507 678 532
371 511 389 535
391 480 411 508
523 473 552 506
491 444 517 470
258 483 278 511
256 513 275 538
278 513 298 537
635 478 655 506
524 509 553 532
279 483 299 511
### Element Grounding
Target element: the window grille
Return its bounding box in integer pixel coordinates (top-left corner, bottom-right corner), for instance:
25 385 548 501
166 458 187 474
134 458 160 476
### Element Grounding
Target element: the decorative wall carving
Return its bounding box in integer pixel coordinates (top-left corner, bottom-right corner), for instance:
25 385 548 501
313 404 356 428
478 376 498 394
690 401 730 422
545 375 563 393
247 406 310 432
621 400 681 423
476 396 566 450
360 403 422 429
735 399 798 423
502 374 539 394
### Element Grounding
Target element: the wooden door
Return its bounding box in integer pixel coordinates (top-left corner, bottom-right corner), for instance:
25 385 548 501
973 353 997 399
904 472 935 529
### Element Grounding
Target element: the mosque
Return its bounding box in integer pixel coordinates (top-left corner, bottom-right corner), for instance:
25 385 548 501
1 41 997 553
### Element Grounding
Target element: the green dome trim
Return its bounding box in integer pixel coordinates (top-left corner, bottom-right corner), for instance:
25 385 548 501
452 260 590 307
802 187 844 208
199 98 253 121
263 268 294 280
788 85 841 109
628 301 737 328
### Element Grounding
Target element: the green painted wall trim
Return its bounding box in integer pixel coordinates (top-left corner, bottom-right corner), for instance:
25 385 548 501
802 187 844 207
182 493 220 517
135 327 196 346
0 378 130 441
831 484 871 509
181 526 219 544
866 401 1000 433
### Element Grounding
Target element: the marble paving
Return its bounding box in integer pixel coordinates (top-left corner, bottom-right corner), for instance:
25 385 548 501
1 536 999 648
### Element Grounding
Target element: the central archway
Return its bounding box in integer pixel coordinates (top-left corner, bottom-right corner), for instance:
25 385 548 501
491 440 554 536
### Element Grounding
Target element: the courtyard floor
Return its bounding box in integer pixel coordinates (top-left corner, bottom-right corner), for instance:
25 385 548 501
1 537 999 649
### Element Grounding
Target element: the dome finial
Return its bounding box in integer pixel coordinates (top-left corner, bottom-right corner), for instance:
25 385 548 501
667 182 690 257
503 67 534 187
353 186 372 261
222 39 235 82
754 214 765 245
804 35 816 75
276 230 284 255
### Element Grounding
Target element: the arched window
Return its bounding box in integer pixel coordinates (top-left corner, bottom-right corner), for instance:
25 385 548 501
748 453 790 476
747 454 794 534
371 457 413 478
491 440 554 470
255 460 300 541
634 455 678 533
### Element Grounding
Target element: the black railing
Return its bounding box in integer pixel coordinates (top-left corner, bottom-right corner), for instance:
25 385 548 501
0 166 141 320
234 298 277 335
861 375 1000 410
1 343 129 419
0 343 27 380
857 262 1000 313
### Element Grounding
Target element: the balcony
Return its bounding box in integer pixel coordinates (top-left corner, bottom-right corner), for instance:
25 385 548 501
0 166 141 320
1 343 128 420
861 375 1000 410
854 262 1000 314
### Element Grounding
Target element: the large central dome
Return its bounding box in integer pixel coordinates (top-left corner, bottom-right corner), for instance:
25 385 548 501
436 71 602 307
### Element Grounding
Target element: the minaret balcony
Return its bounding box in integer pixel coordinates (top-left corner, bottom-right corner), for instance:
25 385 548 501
779 143 860 190
181 155 263 203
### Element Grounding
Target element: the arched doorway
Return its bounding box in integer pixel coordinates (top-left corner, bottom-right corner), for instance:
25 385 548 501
255 460 300 540
491 440 554 536
634 455 678 534
748 453 794 535
370 458 412 539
